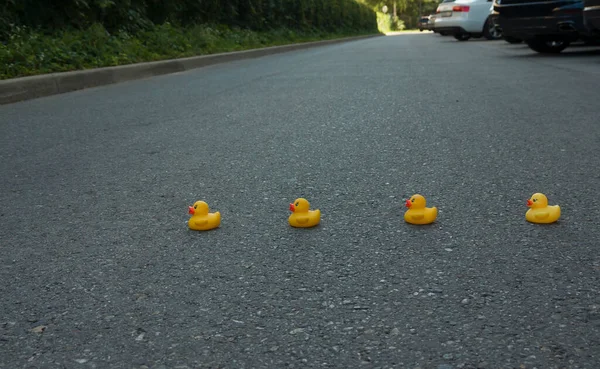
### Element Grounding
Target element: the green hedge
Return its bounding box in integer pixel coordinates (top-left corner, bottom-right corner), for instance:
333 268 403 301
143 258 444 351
0 1 378 79
0 23 376 79
376 12 406 33
1 0 378 40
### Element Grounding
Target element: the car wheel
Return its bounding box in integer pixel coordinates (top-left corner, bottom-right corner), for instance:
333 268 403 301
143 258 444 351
483 17 502 40
454 33 471 41
525 38 570 53
504 36 522 44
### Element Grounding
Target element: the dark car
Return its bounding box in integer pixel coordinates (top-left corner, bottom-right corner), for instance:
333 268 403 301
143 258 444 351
489 9 523 43
493 0 587 53
584 0 600 33
418 15 431 31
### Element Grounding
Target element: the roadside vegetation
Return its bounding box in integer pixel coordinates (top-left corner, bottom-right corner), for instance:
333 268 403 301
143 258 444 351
0 24 377 80
0 0 439 80
367 0 442 33
0 0 378 79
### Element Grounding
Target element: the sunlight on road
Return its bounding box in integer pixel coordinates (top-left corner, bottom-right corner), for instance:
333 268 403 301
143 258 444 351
385 30 434 36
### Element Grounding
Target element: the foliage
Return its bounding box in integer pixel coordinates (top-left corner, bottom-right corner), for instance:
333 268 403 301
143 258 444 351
390 16 406 31
1 0 378 40
376 12 392 33
360 0 441 30
376 12 406 32
0 23 376 79
0 0 380 79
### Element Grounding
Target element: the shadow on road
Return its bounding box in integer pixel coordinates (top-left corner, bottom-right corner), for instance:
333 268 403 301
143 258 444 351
435 38 502 43
503 48 600 58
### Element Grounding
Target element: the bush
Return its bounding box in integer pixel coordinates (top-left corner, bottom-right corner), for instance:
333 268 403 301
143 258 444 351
1 0 378 40
376 12 406 33
0 0 380 79
390 16 406 31
376 12 392 33
0 22 378 79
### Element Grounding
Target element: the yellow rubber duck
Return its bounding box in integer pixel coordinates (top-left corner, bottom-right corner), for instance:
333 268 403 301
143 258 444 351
526 193 560 224
188 201 221 231
289 198 321 228
404 194 438 225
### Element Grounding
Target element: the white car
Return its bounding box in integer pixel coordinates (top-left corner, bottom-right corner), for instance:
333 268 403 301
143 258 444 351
433 0 501 41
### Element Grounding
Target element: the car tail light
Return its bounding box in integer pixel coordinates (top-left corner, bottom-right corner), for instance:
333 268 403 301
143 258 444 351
452 5 470 11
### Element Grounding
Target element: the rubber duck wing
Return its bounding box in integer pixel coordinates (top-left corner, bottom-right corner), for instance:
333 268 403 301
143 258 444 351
194 218 209 226
534 212 550 220
295 216 309 224
411 214 425 220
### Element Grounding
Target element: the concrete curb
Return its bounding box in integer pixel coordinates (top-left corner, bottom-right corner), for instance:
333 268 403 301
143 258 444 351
0 33 383 105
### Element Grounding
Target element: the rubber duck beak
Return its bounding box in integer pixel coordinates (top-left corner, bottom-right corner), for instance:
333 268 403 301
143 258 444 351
526 199 533 207
188 206 195 215
289 203 295 212
405 199 412 208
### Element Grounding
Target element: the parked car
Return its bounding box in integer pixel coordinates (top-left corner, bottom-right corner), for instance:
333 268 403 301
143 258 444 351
433 0 502 41
493 0 588 53
430 14 448 34
418 15 431 31
430 14 450 35
488 7 522 42
584 0 600 33
430 10 454 35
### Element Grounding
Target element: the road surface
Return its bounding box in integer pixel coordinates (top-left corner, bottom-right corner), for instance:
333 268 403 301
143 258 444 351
1 34 599 369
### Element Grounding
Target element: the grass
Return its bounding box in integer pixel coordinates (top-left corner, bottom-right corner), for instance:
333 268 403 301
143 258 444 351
0 23 380 80
376 12 406 34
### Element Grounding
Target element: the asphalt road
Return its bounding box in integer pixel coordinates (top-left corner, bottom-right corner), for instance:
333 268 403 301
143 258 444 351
1 33 599 369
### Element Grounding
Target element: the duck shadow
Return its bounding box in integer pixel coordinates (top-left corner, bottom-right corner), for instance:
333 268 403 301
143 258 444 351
525 220 563 227
288 224 322 231
404 223 439 231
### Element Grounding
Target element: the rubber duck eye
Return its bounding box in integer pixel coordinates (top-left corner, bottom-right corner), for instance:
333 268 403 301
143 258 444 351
533 199 537 202
194 205 197 209
295 202 299 206
411 199 415 202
